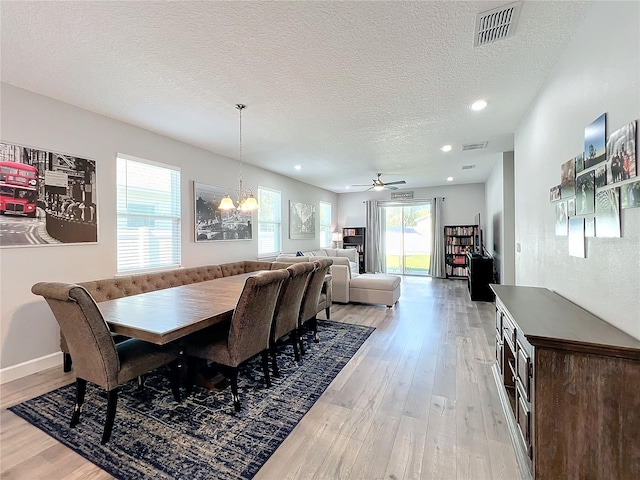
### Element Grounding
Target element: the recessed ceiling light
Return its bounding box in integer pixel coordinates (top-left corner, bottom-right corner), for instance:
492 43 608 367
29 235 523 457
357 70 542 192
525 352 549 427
441 144 453 152
345 186 350 189
447 177 454 182
294 165 302 170
470 99 488 111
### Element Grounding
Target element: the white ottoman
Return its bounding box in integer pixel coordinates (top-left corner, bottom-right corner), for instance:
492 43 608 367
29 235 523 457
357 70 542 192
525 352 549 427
349 274 401 307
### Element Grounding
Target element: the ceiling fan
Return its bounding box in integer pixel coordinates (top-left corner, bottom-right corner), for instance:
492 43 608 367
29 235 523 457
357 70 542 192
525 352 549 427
353 173 407 191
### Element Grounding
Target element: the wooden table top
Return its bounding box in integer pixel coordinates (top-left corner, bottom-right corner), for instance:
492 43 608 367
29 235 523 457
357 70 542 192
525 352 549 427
98 272 256 345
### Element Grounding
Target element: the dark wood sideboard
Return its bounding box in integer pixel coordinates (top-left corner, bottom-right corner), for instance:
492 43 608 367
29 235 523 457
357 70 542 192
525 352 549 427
490 284 640 480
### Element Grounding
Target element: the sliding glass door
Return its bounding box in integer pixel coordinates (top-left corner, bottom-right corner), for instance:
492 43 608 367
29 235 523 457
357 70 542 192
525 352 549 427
383 203 432 276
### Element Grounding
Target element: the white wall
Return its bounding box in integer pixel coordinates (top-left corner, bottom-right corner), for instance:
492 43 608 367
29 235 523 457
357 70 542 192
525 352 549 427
515 1 640 339
337 183 486 232
486 151 515 284
0 84 337 372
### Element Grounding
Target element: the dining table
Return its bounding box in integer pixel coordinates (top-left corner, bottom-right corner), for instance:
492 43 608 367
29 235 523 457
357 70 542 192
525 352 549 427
97 272 258 345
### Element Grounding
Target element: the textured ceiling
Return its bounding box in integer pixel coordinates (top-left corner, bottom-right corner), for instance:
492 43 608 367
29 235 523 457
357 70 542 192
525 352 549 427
0 1 591 192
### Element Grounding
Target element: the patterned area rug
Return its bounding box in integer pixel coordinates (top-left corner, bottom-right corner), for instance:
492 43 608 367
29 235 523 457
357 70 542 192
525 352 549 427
9 320 374 480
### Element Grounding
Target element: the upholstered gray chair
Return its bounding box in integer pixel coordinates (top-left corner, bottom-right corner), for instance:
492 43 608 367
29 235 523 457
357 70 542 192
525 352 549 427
182 269 289 411
31 282 181 444
298 258 333 354
269 262 316 377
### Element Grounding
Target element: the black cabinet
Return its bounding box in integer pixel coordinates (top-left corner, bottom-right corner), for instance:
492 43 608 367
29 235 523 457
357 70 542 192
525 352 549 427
467 253 494 301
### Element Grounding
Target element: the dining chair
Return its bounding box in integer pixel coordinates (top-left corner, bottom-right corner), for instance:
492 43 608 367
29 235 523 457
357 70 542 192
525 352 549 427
269 262 316 377
182 269 289 411
298 258 333 354
31 282 182 444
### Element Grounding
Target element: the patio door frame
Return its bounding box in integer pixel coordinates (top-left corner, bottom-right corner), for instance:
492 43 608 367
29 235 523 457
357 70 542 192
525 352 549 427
379 199 432 276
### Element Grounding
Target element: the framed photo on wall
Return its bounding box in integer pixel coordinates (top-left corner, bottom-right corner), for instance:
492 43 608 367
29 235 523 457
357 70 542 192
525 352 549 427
0 141 98 247
584 113 606 169
289 200 315 239
194 182 252 241
606 120 637 183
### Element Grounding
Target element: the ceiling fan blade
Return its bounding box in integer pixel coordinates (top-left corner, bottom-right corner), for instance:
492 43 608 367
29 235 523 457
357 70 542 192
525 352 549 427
365 186 374 191
383 180 407 185
385 185 398 190
352 184 373 187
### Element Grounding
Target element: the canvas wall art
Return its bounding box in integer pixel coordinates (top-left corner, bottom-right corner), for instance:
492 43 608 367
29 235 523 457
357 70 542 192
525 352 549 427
0 142 98 247
568 217 585 258
575 171 595 215
621 180 640 209
555 200 568 236
289 201 315 239
606 120 637 183
550 185 561 202
567 197 576 216
584 113 606 169
560 157 576 198
584 216 595 237
595 188 620 238
595 164 607 188
575 153 584 173
194 182 252 241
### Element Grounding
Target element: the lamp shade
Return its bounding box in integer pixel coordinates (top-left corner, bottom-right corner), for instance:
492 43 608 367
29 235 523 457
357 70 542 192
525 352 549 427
218 195 236 210
331 232 343 242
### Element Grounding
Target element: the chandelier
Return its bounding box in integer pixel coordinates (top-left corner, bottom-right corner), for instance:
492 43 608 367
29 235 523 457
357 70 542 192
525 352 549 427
218 104 258 211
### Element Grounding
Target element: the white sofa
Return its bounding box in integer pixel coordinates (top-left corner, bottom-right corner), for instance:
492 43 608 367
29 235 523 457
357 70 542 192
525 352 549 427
276 248 358 303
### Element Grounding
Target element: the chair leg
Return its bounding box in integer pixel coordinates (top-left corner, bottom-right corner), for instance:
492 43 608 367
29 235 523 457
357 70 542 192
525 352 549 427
70 378 87 427
137 375 145 391
63 353 73 373
312 316 319 343
169 360 181 402
261 350 272 388
101 389 118 444
298 327 306 356
325 305 331 319
229 367 240 412
269 342 280 378
186 356 197 396
291 331 300 362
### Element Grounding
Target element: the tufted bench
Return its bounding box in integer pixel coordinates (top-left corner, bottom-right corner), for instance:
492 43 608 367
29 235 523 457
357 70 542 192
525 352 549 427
349 274 401 308
60 261 291 371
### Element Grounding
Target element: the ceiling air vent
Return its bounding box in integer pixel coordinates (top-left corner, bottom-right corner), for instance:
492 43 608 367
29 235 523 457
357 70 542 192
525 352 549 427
462 165 476 170
474 2 521 47
462 142 488 151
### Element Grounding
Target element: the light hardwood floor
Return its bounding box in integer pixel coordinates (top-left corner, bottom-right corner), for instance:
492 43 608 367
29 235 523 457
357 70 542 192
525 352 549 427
0 276 521 480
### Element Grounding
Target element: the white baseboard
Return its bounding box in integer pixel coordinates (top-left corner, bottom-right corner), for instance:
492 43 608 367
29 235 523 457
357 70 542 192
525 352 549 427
0 352 63 385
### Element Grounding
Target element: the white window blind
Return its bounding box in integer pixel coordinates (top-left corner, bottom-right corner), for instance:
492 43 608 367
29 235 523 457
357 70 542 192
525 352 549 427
319 201 332 248
117 155 181 273
258 186 281 257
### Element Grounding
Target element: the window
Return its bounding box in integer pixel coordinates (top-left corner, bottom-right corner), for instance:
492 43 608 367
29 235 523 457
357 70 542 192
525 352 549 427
257 186 281 257
319 201 332 248
117 154 181 273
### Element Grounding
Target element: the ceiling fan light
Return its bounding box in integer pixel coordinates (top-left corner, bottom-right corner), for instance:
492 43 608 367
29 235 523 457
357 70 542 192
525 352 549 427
441 144 453 152
373 185 385 191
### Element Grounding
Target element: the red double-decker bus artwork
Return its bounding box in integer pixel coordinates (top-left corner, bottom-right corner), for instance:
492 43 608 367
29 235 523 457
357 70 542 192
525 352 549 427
0 161 38 217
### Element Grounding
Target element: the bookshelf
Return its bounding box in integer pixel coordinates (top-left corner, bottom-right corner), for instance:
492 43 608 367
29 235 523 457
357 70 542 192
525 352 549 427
342 227 365 273
444 224 479 279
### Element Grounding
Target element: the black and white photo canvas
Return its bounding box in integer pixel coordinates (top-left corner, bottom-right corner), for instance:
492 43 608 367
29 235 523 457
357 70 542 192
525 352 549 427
560 157 576 199
194 182 252 241
584 113 606 169
606 120 636 184
555 200 568 236
595 164 607 188
550 184 561 202
575 153 584 173
568 217 585 258
576 170 595 215
584 216 595 237
0 142 98 247
289 201 315 239
595 188 620 238
621 180 640 209
567 197 576 216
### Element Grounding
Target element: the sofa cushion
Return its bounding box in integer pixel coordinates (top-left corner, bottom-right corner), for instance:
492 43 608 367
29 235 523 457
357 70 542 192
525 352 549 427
306 250 328 257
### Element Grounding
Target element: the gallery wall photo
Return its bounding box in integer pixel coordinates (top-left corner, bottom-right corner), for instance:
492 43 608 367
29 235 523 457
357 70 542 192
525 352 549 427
289 201 315 239
194 182 252 242
0 142 98 247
